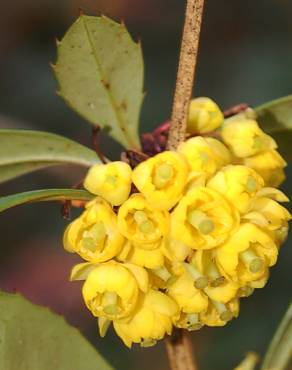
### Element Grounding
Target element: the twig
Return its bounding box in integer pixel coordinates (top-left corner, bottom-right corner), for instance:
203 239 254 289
166 330 198 370
165 1 204 369
167 0 205 150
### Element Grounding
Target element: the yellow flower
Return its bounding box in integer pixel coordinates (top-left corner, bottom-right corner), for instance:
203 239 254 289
84 161 132 206
221 118 277 158
177 137 231 179
242 150 287 187
167 271 209 314
244 188 291 245
171 186 240 249
117 194 169 244
190 250 239 303
82 261 148 320
63 199 124 263
207 165 264 214
187 97 224 134
118 240 165 269
113 289 178 347
200 298 240 327
132 151 189 210
216 223 278 287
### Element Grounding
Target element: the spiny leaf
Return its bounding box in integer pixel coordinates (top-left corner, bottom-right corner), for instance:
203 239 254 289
0 189 94 213
0 130 100 184
0 290 114 370
54 15 144 149
255 95 292 160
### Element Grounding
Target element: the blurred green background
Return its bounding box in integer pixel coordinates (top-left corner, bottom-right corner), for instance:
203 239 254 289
0 1 291 369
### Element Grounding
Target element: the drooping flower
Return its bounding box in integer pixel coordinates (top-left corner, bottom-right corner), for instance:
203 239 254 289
207 165 264 214
187 97 224 134
82 261 148 321
113 289 178 347
177 136 231 179
242 149 287 187
171 186 240 249
84 161 132 206
63 199 124 263
221 118 277 158
132 151 189 210
216 223 278 288
117 193 169 244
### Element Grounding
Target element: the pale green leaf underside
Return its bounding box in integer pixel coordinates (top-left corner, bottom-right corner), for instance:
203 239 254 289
0 129 100 183
0 189 94 213
255 95 292 160
0 291 113 370
54 15 144 149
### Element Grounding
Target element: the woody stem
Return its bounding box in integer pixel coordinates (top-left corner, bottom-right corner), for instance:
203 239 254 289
165 1 205 369
167 0 205 150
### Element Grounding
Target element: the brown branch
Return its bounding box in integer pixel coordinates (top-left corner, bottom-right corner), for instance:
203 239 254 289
167 0 205 150
165 1 204 369
166 330 198 370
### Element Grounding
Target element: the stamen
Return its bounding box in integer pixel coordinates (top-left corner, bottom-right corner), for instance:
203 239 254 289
212 301 233 322
240 249 264 273
139 220 155 234
184 263 208 289
187 210 214 234
186 313 202 331
207 263 225 287
151 267 171 282
134 210 148 224
153 163 174 189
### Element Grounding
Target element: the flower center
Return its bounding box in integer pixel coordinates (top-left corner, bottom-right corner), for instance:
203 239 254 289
206 262 225 287
246 176 257 192
153 163 174 189
240 248 264 273
102 292 118 315
213 301 233 322
82 222 106 252
184 263 208 289
186 313 202 330
134 211 155 234
187 210 215 234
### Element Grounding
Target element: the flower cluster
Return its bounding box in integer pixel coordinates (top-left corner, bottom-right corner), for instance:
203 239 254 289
63 97 290 347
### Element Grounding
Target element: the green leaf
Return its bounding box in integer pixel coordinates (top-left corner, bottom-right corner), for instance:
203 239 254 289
0 189 94 213
54 15 144 150
0 291 113 370
233 352 259 370
0 129 100 184
261 302 292 370
0 162 60 184
255 95 292 160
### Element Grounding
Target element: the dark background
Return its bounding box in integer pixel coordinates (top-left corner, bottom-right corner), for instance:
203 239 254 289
0 1 291 369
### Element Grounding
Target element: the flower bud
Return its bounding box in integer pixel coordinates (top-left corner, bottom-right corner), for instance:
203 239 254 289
118 194 169 244
132 151 189 210
221 118 277 158
178 137 231 179
207 165 264 214
84 161 132 206
187 97 224 134
242 149 287 187
82 261 148 320
63 199 124 263
113 290 178 347
171 187 239 249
